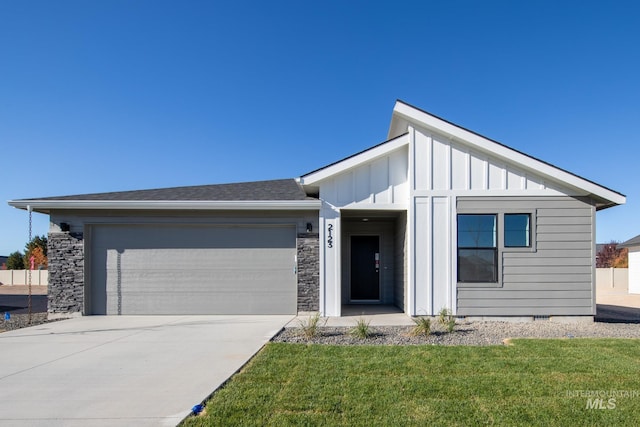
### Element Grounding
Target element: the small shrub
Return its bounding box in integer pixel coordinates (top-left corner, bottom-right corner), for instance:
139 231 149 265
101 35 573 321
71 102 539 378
438 307 450 326
445 316 456 333
350 317 372 339
410 316 431 337
298 312 325 339
438 308 456 333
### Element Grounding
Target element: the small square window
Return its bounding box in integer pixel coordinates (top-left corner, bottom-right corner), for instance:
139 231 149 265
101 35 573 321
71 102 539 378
504 214 530 247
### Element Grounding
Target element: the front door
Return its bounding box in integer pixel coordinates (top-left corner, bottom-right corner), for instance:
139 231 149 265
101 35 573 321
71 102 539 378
350 235 380 301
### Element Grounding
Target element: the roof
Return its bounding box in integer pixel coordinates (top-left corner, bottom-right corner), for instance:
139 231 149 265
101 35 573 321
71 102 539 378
389 99 625 203
8 179 321 213
619 234 640 248
300 132 409 185
387 100 624 210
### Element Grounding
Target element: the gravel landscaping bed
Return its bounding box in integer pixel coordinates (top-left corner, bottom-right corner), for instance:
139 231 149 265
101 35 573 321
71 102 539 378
0 313 58 332
272 320 640 346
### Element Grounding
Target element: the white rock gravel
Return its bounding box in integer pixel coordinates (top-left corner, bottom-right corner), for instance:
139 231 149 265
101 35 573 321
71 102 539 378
272 320 640 346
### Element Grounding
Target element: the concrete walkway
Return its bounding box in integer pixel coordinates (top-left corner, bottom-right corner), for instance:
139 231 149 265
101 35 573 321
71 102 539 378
0 315 292 427
292 305 415 327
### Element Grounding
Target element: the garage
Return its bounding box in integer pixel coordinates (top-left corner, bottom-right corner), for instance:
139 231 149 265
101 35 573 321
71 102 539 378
88 224 297 315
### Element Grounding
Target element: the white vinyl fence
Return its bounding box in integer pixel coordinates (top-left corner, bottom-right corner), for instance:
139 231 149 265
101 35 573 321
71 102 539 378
0 269 48 286
0 268 631 293
595 268 628 295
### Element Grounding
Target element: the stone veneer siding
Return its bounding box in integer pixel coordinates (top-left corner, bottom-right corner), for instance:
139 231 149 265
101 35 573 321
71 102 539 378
297 233 319 312
48 232 84 314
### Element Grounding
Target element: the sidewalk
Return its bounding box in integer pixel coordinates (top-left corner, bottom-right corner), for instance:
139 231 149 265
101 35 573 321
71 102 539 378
0 285 48 295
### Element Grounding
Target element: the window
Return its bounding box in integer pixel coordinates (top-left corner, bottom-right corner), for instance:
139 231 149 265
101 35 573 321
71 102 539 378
457 214 498 283
504 214 531 247
457 210 536 286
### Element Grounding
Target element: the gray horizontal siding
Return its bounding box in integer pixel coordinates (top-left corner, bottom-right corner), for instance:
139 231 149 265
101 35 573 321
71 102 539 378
504 250 591 259
457 197 591 210
461 306 593 316
537 224 592 234
458 289 591 300
537 241 591 250
503 257 591 266
504 266 591 275
458 298 592 308
457 196 594 316
501 274 592 283
537 216 591 225
484 282 596 291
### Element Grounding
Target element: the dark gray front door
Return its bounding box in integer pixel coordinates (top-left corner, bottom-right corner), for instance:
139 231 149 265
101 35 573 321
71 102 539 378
350 235 380 301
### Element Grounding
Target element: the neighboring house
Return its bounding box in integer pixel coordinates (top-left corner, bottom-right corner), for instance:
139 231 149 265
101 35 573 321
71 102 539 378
8 100 625 320
619 235 640 294
0 256 7 270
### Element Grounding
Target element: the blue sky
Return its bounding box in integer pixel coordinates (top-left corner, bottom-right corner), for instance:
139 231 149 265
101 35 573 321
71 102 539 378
1 0 638 255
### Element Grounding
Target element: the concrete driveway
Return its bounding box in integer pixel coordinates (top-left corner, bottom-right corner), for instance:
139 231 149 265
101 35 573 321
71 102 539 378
0 315 292 427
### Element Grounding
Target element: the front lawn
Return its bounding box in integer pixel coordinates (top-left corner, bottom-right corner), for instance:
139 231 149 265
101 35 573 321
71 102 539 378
182 339 640 426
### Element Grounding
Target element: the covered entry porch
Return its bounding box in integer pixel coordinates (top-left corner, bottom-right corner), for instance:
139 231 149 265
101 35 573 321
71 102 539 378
340 210 407 315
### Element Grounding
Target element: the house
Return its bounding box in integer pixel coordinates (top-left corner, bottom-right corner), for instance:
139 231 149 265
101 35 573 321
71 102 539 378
619 235 640 294
8 101 625 320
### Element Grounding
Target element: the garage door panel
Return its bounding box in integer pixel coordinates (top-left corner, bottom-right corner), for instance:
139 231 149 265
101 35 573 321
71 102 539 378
109 290 295 315
90 224 297 315
105 269 294 293
104 248 294 270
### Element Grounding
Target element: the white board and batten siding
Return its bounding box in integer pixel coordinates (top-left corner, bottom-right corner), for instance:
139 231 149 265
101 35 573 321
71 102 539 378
316 144 409 316
408 124 593 316
320 146 409 208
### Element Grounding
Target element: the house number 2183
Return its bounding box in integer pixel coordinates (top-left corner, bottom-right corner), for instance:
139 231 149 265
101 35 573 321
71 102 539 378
327 224 334 248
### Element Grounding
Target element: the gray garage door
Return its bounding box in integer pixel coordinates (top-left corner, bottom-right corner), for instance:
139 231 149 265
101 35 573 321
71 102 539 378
89 224 297 315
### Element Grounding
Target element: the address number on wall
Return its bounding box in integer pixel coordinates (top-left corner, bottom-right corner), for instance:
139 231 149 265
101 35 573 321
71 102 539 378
327 224 334 248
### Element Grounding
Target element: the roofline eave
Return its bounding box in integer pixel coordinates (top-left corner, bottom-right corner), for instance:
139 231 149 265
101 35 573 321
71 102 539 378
7 199 322 213
301 132 410 185
390 100 626 207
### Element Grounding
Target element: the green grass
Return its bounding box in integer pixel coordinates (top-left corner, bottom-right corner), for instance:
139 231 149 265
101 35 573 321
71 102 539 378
182 339 640 426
